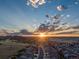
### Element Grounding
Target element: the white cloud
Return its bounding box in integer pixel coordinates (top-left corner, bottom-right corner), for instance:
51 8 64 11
66 14 70 18
74 1 78 5
26 0 46 8
56 5 65 11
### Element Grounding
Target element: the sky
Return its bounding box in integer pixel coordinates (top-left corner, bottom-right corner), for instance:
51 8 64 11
0 0 79 32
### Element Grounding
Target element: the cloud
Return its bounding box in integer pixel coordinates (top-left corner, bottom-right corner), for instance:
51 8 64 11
74 1 79 5
56 5 66 11
66 14 70 18
26 0 46 8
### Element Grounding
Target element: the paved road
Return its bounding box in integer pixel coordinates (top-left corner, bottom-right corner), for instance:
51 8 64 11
38 47 44 59
34 45 59 59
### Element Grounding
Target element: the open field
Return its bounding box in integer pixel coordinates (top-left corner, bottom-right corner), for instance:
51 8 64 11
0 41 28 59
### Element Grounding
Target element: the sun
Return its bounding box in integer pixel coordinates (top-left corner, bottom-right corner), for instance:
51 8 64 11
39 33 45 37
37 33 47 43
